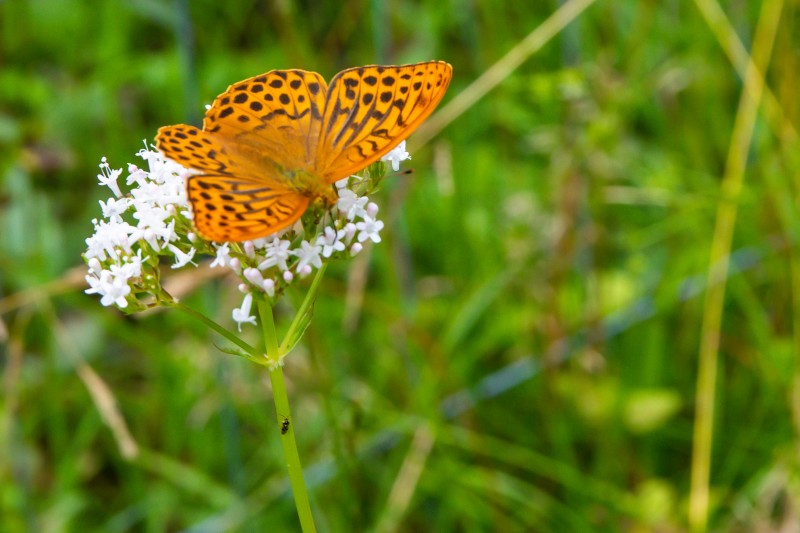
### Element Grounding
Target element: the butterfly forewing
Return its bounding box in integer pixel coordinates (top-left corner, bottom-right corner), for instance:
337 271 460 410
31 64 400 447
204 69 329 173
315 61 452 183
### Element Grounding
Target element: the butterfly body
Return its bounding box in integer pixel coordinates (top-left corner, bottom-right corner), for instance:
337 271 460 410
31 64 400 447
284 168 339 207
157 61 452 242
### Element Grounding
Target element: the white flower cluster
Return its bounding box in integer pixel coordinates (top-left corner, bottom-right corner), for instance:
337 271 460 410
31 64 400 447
84 149 193 310
83 140 410 331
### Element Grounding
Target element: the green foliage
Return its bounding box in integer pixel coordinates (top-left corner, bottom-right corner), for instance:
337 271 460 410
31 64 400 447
2 0 800 531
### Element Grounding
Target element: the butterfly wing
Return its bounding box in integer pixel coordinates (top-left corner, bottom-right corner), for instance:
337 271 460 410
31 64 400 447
315 61 452 183
203 69 328 173
156 123 239 173
156 124 308 242
155 63 451 241
186 173 308 243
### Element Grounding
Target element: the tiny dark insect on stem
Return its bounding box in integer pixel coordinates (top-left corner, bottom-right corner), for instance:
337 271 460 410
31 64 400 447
280 415 290 435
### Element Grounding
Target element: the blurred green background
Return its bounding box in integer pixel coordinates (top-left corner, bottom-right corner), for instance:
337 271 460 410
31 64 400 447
2 0 800 531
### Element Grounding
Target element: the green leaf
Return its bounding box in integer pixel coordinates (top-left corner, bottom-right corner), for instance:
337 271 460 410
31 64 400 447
214 343 267 366
280 298 315 356
279 263 327 357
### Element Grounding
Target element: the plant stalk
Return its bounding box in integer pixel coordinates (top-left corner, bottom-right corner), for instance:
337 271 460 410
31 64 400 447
257 297 317 533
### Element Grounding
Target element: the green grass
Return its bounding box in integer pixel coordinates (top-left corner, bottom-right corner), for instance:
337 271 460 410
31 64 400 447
2 0 800 531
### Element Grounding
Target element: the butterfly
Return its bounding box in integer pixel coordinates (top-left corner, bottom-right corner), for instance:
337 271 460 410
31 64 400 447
156 61 452 242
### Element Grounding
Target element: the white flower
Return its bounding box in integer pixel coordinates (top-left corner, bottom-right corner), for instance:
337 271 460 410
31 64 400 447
85 270 131 308
366 202 379 218
84 219 139 262
291 240 323 271
140 218 177 251
97 158 123 198
142 228 159 251
336 189 368 220
350 242 363 256
243 267 264 286
85 272 104 296
87 257 103 275
316 227 345 258
137 147 190 192
126 164 147 187
131 179 183 214
210 243 232 268
356 216 384 243
167 244 196 268
109 253 143 281
297 264 312 278
263 278 275 297
99 197 132 222
232 293 257 331
127 148 190 209
133 202 172 232
381 140 410 171
343 222 357 244
258 237 291 271
248 237 272 249
125 253 145 277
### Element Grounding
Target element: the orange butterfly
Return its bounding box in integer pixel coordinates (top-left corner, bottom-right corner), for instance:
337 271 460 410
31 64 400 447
156 61 452 242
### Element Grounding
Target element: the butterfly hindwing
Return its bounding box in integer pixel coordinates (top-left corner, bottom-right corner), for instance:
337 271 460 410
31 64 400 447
157 125 308 242
156 124 241 174
315 61 452 183
188 174 309 243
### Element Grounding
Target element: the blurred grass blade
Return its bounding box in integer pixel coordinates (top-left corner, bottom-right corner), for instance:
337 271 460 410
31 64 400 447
414 0 598 146
135 449 239 509
689 1 784 531
441 267 514 354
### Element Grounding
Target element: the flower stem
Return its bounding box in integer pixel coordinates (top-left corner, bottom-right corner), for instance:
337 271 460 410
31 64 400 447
257 298 317 533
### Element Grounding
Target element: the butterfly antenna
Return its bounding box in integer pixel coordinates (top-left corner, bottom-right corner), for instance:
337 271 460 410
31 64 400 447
387 168 415 179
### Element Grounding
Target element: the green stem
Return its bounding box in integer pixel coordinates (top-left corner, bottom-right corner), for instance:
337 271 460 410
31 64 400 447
257 298 317 533
258 297 281 362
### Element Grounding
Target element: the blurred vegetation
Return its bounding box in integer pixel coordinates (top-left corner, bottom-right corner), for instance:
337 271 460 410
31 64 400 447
2 0 800 531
